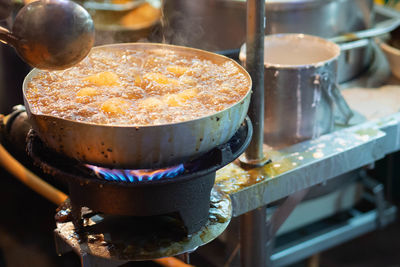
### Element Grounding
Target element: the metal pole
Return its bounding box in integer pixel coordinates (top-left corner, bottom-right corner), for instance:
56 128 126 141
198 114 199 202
244 0 265 162
240 206 269 267
240 1 268 267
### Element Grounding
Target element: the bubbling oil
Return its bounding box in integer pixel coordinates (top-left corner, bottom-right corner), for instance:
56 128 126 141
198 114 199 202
26 46 250 126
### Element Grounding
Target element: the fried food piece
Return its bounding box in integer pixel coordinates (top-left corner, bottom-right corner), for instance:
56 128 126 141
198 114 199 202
178 88 198 100
101 97 130 115
143 73 179 85
167 65 188 77
134 75 143 87
76 87 100 97
138 97 163 110
76 87 101 103
164 88 198 107
84 71 120 86
164 95 179 107
179 76 196 86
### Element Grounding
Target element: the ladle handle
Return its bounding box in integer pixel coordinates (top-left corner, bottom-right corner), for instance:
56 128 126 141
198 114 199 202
0 26 18 47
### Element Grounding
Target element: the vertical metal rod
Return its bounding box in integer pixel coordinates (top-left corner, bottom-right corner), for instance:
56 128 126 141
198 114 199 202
244 0 265 162
240 206 268 267
240 1 267 266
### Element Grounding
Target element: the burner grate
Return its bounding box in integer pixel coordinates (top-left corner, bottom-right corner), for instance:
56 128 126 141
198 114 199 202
54 189 232 264
27 117 252 234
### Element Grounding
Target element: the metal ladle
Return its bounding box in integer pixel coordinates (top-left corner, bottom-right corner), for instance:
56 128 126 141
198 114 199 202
0 0 94 70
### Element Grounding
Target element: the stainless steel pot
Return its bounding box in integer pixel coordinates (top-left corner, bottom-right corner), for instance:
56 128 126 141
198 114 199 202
162 0 374 82
88 2 161 45
163 0 373 48
240 34 353 148
265 0 374 37
266 0 374 82
22 43 252 169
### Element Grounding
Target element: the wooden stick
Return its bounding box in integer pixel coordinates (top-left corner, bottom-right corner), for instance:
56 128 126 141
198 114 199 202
0 143 68 205
154 257 194 267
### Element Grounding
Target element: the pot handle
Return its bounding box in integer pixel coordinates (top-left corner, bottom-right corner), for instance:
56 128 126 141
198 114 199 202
318 73 353 125
330 83 354 125
338 39 369 52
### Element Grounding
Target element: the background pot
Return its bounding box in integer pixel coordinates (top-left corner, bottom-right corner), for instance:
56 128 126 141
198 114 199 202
162 0 374 82
240 34 352 148
86 1 161 45
265 0 373 37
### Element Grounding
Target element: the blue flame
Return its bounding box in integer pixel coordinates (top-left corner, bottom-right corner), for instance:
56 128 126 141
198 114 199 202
86 164 185 182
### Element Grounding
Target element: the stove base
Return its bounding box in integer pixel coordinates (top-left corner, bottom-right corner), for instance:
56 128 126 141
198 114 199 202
54 188 231 265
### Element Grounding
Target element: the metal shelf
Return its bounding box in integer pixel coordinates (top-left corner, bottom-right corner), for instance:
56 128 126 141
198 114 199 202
227 119 390 217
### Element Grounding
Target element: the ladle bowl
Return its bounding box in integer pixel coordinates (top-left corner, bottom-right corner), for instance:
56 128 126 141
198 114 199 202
0 0 94 70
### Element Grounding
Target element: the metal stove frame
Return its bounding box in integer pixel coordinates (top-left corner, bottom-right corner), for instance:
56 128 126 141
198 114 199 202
234 2 399 267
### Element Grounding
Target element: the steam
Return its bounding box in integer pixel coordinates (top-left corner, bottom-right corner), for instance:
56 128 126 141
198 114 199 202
87 0 216 50
159 0 205 47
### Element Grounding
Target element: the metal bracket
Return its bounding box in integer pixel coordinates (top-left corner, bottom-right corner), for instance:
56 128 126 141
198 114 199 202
268 188 310 236
360 170 388 228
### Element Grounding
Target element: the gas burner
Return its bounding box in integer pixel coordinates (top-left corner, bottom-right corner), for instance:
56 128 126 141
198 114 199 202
86 163 185 182
27 117 252 235
54 188 231 264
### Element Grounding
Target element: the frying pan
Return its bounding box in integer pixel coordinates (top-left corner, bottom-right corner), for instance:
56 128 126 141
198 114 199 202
22 43 252 169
